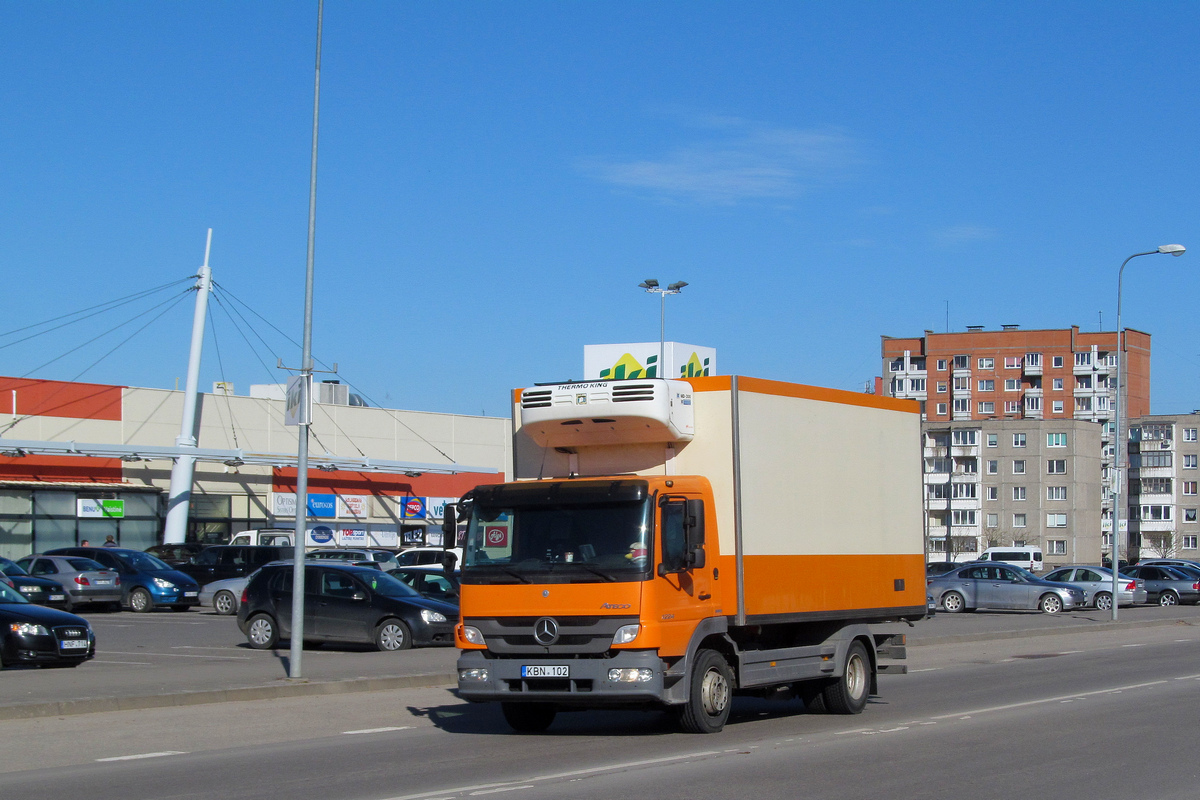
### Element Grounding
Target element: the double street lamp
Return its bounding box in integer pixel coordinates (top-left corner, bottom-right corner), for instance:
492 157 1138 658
638 279 688 378
1110 244 1186 621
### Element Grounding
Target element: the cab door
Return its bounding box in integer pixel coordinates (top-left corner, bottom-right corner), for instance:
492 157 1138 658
652 495 717 658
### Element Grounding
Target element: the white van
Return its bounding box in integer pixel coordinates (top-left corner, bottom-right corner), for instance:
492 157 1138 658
977 546 1043 572
229 529 294 547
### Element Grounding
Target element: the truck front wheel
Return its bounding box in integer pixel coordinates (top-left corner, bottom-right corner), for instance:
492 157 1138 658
677 648 733 733
501 702 557 733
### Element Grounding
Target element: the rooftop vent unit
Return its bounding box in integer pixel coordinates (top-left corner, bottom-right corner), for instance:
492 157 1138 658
1002 324 1020 331
520 379 694 447
966 325 984 332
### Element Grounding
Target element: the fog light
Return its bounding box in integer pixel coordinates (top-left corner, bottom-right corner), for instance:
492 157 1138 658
459 668 489 682
607 668 654 683
461 626 486 645
611 624 640 645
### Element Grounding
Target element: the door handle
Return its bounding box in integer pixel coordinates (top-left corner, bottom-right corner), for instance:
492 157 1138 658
698 592 711 600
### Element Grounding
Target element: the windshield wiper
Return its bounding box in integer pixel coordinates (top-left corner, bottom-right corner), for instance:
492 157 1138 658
488 566 532 584
560 562 617 582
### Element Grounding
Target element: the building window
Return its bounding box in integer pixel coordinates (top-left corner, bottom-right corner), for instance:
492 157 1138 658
936 403 947 415
952 399 969 413
1048 539 1067 555
953 355 969 369
1013 460 1026 475
956 458 978 474
1013 513 1027 528
1053 378 1064 390
986 434 998 447
1003 379 1019 391
937 382 947 393
952 430 977 446
1005 400 1020 413
951 510 977 526
953 376 970 391
986 460 998 475
909 378 926 392
1075 352 1091 367
1047 513 1067 528
986 513 998 528
1185 535 1198 549
978 357 994 369
1134 452 1172 468
1185 428 1198 442
1076 376 1092 389
986 486 998 500
936 359 947 371
1013 486 1026 501
889 359 904 372
1026 396 1042 411
1047 486 1067 501
1075 397 1092 412
952 483 978 499
1051 356 1063 368
1047 433 1067 448
978 401 995 414
1185 509 1198 523
1052 400 1064 413
978 379 995 392
1026 353 1042 368
927 484 949 499
1013 433 1026 447
1184 481 1197 496
1048 459 1067 475
1186 454 1198 470
1004 357 1021 369
1136 505 1172 521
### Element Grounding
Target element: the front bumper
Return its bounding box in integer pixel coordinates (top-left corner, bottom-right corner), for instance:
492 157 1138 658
2 630 95 665
457 649 669 706
138 585 200 607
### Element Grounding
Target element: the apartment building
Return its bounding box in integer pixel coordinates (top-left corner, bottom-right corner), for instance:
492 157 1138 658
883 325 1149 566
1126 413 1200 561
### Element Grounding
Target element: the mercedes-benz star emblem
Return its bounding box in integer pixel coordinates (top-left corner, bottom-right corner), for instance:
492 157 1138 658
533 616 559 646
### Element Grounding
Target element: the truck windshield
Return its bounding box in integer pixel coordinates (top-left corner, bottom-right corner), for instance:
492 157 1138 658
463 499 653 584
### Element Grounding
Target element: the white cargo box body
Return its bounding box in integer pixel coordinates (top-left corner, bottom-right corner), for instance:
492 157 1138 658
513 376 927 621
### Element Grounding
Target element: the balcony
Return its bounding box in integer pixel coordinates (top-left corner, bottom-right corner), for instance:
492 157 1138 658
1023 361 1043 377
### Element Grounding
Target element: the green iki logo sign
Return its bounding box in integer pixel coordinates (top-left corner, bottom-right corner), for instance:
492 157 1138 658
599 352 711 380
77 498 125 519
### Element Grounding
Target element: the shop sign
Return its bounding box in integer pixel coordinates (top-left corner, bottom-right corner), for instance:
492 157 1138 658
78 499 125 519
308 525 336 546
426 496 457 521
307 494 337 518
338 528 368 546
337 494 369 518
400 496 427 519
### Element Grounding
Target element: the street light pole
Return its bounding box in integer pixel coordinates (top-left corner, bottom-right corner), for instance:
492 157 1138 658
638 279 688 378
1111 244 1186 621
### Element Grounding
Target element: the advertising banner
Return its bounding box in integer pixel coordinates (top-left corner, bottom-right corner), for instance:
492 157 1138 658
426 496 457 521
306 494 337 518
307 525 337 546
77 499 125 519
400 496 427 520
337 494 369 519
584 342 716 380
338 528 369 546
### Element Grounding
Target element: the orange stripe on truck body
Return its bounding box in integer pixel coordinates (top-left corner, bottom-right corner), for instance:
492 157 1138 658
741 553 927 617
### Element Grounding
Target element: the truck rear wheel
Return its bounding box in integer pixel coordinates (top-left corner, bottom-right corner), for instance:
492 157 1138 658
677 648 733 733
820 641 871 715
501 702 557 733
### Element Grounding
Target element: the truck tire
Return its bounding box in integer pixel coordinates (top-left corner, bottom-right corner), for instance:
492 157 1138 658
677 648 734 733
501 702 557 733
819 641 870 715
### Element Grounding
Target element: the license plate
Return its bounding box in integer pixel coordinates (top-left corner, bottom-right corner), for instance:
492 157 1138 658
95 579 113 585
61 639 88 649
521 665 569 678
50 595 65 601
184 591 198 597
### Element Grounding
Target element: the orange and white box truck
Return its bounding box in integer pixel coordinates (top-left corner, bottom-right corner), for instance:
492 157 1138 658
450 375 926 733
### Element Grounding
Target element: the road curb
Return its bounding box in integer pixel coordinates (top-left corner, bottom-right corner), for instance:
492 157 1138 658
0 671 458 721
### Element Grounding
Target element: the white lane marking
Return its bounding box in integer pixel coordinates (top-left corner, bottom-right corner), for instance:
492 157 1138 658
342 726 412 735
90 659 153 666
1175 674 1200 680
470 787 534 796
1059 650 1083 655
102 651 250 660
96 751 186 762
929 679 1168 720
1121 644 1146 648
910 668 942 672
380 751 723 800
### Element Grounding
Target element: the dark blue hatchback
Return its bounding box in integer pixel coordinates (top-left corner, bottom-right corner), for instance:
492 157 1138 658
46 547 200 612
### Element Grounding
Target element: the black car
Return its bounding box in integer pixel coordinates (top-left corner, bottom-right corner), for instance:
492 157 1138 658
237 562 457 652
144 543 209 567
0 556 69 608
46 547 201 612
387 566 460 603
173 545 293 585
0 581 95 668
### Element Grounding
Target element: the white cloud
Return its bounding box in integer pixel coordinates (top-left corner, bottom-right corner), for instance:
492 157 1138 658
583 119 857 205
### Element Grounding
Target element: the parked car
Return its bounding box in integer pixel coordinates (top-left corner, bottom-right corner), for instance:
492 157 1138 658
925 561 963 576
144 543 209 566
45 547 200 612
17 555 122 611
397 546 462 569
387 566 460 603
306 548 401 571
228 529 294 547
1139 558 1200 571
926 563 1084 613
0 580 95 668
198 576 251 616
1122 565 1200 606
1041 566 1147 609
0 556 69 608
174 545 293 585
237 562 456 651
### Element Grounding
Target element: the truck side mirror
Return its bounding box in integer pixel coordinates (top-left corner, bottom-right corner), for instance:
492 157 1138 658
441 504 457 541
689 546 706 569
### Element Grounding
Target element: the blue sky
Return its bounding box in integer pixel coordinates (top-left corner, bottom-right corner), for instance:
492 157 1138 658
2 2 1199 417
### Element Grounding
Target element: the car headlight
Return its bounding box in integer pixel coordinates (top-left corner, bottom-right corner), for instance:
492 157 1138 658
152 577 176 590
461 625 486 645
9 622 49 636
612 624 640 645
420 609 448 623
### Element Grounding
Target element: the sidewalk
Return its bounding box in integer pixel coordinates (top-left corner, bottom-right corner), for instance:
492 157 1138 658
2 605 1195 721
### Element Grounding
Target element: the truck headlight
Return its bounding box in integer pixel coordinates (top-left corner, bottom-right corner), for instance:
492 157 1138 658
9 622 48 637
459 668 489 682
421 609 448 623
461 625 486 645
608 668 654 683
611 624 640 645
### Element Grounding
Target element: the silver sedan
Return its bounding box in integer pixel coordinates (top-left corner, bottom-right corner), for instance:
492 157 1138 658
927 563 1085 614
18 554 122 611
1041 566 1147 609
198 576 250 615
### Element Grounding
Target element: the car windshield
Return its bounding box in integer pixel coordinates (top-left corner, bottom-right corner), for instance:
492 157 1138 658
116 552 172 571
68 558 105 571
0 582 30 603
1008 565 1039 581
358 571 420 598
0 558 28 577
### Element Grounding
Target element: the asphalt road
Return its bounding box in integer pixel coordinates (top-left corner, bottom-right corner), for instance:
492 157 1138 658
2 615 1198 799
